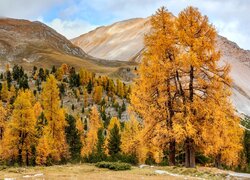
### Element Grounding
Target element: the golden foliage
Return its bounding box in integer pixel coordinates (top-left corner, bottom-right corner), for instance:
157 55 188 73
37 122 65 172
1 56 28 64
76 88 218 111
131 6 243 166
1 90 37 165
37 75 69 164
93 86 103 104
81 106 103 157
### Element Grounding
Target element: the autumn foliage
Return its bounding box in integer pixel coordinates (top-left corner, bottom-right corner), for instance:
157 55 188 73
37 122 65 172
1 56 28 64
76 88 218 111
0 6 246 171
131 6 243 168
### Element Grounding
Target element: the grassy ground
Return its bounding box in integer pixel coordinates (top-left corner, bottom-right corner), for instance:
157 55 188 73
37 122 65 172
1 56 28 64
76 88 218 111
0 163 242 180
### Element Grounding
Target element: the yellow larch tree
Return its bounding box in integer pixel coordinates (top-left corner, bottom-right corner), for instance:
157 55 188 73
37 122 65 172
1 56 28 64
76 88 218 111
121 115 145 162
35 134 51 165
33 101 43 119
93 86 103 104
81 106 103 157
172 6 243 168
55 67 64 81
61 63 69 75
130 7 178 165
0 101 7 140
0 81 9 102
131 6 243 168
37 74 69 164
83 88 88 108
1 90 37 166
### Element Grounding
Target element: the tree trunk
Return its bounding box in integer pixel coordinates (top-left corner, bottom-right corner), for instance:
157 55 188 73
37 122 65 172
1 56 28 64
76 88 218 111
215 153 222 169
185 138 195 168
18 148 22 166
169 140 176 166
26 149 29 166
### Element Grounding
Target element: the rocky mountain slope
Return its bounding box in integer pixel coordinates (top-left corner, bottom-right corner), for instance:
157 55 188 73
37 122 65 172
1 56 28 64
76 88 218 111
0 18 135 75
0 18 87 61
72 18 250 115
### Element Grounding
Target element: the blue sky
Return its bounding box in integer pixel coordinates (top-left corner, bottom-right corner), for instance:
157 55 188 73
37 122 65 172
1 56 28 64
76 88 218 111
0 0 250 50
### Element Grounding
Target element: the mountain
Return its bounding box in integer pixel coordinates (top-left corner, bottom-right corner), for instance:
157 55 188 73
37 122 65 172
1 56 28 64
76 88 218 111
0 18 134 75
72 18 150 61
72 18 250 116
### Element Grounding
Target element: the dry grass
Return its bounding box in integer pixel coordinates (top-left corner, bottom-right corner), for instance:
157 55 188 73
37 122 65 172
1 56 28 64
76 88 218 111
5 45 138 79
0 163 237 180
0 164 185 180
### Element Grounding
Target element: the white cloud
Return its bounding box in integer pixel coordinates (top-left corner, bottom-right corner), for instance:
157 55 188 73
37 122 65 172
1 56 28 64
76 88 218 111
0 0 66 20
43 18 97 39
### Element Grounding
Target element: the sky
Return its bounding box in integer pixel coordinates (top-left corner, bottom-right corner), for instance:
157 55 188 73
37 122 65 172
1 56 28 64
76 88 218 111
0 0 249 49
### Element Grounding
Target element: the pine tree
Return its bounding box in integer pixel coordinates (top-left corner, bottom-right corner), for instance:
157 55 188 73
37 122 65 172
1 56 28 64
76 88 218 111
95 128 106 160
65 114 82 161
108 124 121 156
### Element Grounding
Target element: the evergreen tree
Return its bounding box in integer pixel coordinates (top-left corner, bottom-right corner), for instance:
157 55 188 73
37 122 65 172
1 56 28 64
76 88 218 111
18 74 29 90
95 128 106 161
108 124 121 156
65 114 82 161
38 68 46 81
87 80 93 94
51 65 57 74
6 70 12 89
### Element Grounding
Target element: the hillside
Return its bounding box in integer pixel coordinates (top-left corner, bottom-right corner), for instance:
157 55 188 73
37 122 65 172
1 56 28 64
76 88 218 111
72 18 250 116
0 18 135 76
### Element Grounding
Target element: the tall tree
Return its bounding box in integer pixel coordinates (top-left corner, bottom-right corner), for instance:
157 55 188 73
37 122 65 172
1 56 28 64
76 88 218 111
0 101 7 140
131 6 243 168
81 106 103 157
65 114 82 161
37 75 69 164
131 7 178 165
1 90 37 166
108 124 121 156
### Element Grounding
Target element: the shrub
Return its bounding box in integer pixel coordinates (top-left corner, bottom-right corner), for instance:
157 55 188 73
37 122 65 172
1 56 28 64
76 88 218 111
95 161 131 171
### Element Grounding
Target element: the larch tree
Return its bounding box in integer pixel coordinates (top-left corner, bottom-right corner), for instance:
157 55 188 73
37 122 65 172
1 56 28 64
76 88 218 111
37 74 69 163
121 115 142 162
1 90 37 166
0 101 7 140
93 86 103 104
131 6 243 168
172 6 243 168
1 81 9 102
81 106 103 157
130 7 179 165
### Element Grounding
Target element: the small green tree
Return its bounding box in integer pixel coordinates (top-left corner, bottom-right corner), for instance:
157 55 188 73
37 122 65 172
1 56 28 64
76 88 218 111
87 80 93 94
65 114 82 161
108 124 121 156
96 128 106 160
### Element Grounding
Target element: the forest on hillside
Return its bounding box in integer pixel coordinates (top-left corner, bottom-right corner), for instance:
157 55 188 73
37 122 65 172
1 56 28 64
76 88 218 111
0 6 250 173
